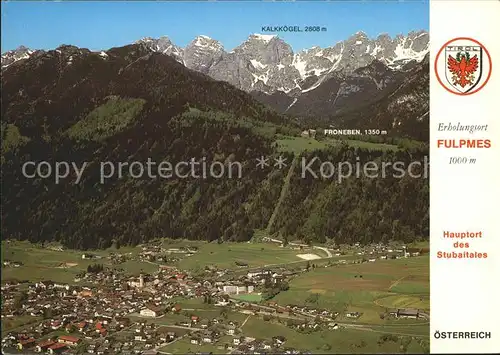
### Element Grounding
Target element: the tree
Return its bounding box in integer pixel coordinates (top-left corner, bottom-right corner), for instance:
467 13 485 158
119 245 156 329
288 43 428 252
279 281 289 292
220 307 229 319
75 342 88 355
42 308 53 319
13 291 28 310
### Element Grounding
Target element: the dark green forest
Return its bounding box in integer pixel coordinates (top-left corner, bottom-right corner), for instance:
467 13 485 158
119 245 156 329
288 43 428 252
1 43 429 249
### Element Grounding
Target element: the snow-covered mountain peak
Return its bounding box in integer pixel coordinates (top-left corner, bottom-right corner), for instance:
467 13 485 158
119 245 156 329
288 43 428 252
191 35 223 50
1 45 34 68
249 34 277 43
2 30 429 94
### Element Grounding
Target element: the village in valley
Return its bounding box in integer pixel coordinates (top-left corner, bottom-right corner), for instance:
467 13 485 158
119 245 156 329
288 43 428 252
1 238 430 354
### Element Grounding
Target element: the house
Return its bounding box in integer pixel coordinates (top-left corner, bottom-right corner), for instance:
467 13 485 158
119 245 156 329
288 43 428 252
17 338 36 350
95 322 105 332
58 335 81 346
247 271 265 278
191 315 199 323
48 343 68 354
397 309 420 319
175 273 187 280
51 320 62 330
171 304 182 313
35 340 56 352
222 285 238 294
87 344 97 353
77 321 88 332
165 332 176 341
37 280 54 289
328 323 339 330
345 312 360 318
215 299 230 307
388 309 399 317
272 335 286 347
301 129 317 138
140 305 164 318
190 337 200 345
116 317 131 328
223 284 253 295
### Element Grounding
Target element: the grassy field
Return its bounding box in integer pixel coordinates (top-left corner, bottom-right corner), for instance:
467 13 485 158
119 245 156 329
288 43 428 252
273 256 429 325
242 316 429 353
276 136 332 154
1 240 316 282
159 338 220 354
343 139 399 151
176 242 304 271
275 136 399 154
231 293 263 302
1 240 158 283
1 315 42 333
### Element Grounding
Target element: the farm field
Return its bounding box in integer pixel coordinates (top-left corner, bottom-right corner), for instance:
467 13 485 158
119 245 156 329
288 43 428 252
0 240 158 283
176 242 304 271
0 239 316 283
231 293 263 302
276 136 332 154
275 135 400 154
273 256 430 326
241 316 429 353
159 338 220 354
1 315 42 333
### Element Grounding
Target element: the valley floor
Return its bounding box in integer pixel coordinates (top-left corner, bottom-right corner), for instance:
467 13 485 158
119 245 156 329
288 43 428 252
1 239 430 354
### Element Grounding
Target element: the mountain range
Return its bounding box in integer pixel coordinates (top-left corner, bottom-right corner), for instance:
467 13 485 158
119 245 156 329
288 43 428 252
132 30 429 95
2 31 429 138
2 31 428 93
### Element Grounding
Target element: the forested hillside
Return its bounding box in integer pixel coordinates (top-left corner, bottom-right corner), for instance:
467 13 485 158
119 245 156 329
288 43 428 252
1 43 429 249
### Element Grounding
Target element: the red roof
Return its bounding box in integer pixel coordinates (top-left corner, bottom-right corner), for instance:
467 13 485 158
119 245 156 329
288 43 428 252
191 315 199 320
19 338 36 345
50 343 68 350
96 322 104 330
77 321 87 328
37 340 56 348
58 335 80 343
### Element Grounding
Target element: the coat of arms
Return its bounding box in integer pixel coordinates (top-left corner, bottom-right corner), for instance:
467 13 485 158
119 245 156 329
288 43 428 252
445 46 482 93
435 38 491 96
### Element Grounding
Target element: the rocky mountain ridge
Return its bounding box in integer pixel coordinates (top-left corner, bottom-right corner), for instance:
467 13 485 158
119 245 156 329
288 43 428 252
3 30 428 95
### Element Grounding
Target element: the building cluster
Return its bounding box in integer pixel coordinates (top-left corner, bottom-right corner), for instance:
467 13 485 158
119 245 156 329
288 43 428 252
1 260 308 354
1 240 428 354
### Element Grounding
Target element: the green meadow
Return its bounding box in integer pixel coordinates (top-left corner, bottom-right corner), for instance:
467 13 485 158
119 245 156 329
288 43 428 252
272 256 430 326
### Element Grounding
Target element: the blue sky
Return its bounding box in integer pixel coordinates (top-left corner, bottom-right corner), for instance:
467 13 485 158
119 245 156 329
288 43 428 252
1 1 429 53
